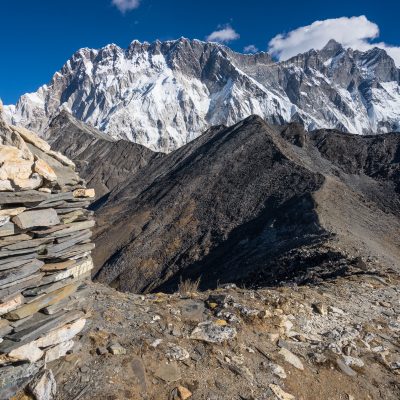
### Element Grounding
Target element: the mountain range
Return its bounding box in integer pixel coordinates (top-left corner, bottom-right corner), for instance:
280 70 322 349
4 38 400 152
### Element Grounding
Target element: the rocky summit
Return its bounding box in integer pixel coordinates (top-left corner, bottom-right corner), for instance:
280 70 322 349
4 39 400 152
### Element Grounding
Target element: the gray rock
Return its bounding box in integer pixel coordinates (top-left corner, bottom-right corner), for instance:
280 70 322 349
0 216 10 227
13 208 60 229
180 300 206 322
0 259 43 287
190 321 237 343
131 358 148 394
154 362 181 383
0 233 32 247
0 254 35 271
1 236 53 251
336 358 357 376
278 348 304 370
0 222 21 237
166 343 190 361
108 343 127 355
6 310 84 342
0 190 48 205
28 369 57 400
0 360 43 400
0 272 43 301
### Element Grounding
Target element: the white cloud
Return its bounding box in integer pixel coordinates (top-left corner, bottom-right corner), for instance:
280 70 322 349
112 0 140 13
206 25 240 43
268 16 400 66
244 44 259 53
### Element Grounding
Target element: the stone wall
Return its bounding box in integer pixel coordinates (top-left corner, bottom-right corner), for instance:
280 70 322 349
0 103 95 399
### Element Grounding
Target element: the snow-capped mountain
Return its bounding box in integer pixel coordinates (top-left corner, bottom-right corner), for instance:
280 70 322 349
4 38 400 152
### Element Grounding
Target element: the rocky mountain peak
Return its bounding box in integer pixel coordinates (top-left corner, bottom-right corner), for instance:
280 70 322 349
4 38 400 152
319 39 345 60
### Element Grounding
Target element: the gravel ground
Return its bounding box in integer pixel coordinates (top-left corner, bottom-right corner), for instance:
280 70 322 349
49 264 400 400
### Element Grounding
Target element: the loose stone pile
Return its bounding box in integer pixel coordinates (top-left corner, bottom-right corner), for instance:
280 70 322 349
0 104 95 399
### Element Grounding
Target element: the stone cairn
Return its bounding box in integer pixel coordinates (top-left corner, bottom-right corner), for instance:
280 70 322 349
0 103 95 399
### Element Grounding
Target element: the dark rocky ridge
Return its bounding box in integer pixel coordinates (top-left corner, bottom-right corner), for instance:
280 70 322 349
45 111 162 199
46 113 400 293
75 115 400 293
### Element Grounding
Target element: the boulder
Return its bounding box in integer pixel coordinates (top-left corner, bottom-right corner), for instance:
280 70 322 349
10 125 50 153
0 145 33 182
14 172 43 190
34 157 57 182
0 179 13 191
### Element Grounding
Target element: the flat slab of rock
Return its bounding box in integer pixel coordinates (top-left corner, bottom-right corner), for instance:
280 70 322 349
35 317 86 348
23 276 74 297
45 231 92 257
45 339 74 363
34 157 57 182
278 348 304 370
181 300 206 322
0 233 32 247
0 190 49 204
0 252 35 266
10 125 51 153
0 320 12 338
0 360 43 400
4 282 79 320
28 368 57 400
154 362 181 383
13 208 60 229
41 260 75 272
0 259 43 287
34 220 95 238
0 206 26 217
43 242 94 259
6 310 84 343
0 317 86 357
336 358 357 376
0 254 34 272
0 293 24 316
73 188 95 198
0 222 21 237
1 236 52 251
269 384 295 400
0 273 42 302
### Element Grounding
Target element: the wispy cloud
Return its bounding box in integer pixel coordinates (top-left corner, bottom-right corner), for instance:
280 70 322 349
243 45 259 53
268 15 400 66
206 25 240 43
112 0 140 13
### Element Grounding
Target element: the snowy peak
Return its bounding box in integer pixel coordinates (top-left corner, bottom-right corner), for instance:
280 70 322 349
319 39 345 61
4 38 400 152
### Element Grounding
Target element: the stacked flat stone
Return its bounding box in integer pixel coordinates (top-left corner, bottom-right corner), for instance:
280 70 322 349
0 104 95 399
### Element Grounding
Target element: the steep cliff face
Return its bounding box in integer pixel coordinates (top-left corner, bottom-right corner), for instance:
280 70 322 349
4 39 400 152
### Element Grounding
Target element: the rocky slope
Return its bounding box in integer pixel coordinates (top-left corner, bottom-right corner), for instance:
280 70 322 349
44 111 162 199
4 39 400 152
50 271 400 400
89 115 400 294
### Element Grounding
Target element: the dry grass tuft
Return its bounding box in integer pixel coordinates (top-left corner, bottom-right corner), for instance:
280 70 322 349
178 276 201 295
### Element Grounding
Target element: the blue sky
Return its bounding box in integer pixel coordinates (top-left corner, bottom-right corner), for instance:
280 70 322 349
1 0 399 104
